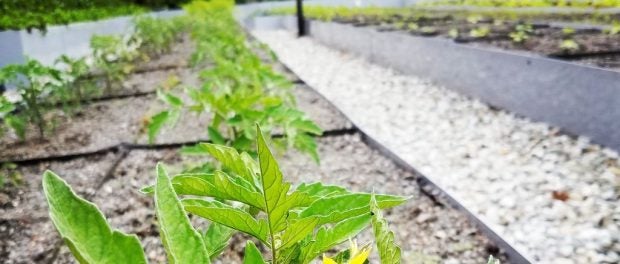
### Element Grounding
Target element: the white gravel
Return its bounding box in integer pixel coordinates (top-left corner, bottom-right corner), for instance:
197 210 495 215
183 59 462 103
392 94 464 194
253 30 620 264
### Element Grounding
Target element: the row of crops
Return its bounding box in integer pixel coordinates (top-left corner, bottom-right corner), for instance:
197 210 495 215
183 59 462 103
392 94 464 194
270 4 620 70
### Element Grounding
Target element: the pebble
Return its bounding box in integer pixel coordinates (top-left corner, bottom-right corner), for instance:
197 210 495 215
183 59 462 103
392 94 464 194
253 30 620 263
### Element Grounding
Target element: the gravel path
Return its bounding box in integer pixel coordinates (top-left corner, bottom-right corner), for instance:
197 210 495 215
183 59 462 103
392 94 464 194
253 30 620 264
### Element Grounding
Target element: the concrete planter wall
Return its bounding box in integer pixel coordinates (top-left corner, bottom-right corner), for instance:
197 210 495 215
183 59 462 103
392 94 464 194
0 10 184 68
249 15 620 153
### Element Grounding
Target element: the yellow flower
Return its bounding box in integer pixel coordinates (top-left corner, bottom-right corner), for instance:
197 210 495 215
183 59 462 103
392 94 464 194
322 240 371 264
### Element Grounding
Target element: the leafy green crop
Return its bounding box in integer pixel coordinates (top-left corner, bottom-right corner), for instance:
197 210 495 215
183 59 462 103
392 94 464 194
44 125 407 263
133 15 190 59
0 58 68 139
90 34 140 93
148 1 323 161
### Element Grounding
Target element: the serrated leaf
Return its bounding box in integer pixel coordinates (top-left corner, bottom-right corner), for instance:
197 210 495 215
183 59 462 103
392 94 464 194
370 195 401 264
300 193 408 225
300 214 372 263
171 172 264 209
42 171 147 264
180 143 258 184
293 182 350 207
243 241 267 264
280 217 319 250
203 223 235 260
155 164 210 264
148 111 170 144
290 119 323 135
183 198 270 244
256 125 301 233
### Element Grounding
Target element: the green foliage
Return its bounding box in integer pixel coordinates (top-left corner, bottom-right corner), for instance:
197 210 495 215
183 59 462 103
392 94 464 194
55 55 99 108
0 162 23 189
133 15 190 58
243 241 267 264
0 0 192 31
90 34 139 93
469 26 491 38
560 39 580 51
371 195 401 264
509 23 533 43
148 1 323 161
42 171 148 263
174 125 407 263
44 126 407 263
155 164 211 263
0 58 68 139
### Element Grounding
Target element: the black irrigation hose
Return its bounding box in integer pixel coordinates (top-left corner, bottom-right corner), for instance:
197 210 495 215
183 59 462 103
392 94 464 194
0 127 360 165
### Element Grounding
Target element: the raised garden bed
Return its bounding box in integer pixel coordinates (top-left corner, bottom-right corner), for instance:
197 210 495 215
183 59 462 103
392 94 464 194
249 14 620 155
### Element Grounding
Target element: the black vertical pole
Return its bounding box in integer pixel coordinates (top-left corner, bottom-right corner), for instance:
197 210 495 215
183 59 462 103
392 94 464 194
296 0 306 37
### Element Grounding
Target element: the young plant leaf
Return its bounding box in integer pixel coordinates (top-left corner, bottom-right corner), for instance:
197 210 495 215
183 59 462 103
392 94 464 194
371 195 401 264
183 198 270 244
299 213 372 263
42 171 147 264
243 241 267 264
182 143 258 184
207 126 227 145
256 124 300 233
169 172 264 209
155 163 210 263
148 111 170 144
203 223 235 260
300 193 408 225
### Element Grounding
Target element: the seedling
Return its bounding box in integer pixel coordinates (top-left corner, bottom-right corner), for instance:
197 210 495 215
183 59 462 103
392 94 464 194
0 58 67 139
509 24 533 43
560 39 580 51
0 162 22 189
90 34 139 93
43 126 407 263
470 26 491 38
54 55 98 107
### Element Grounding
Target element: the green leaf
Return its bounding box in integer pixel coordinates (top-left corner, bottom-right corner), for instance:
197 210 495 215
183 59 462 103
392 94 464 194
300 193 408 225
5 115 26 140
371 195 401 264
180 143 258 184
243 241 267 264
158 90 184 108
292 182 350 208
155 164 210 264
203 223 235 260
172 172 264 209
256 125 302 233
42 171 147 264
280 217 319 250
290 119 323 135
300 213 372 263
207 126 226 145
148 111 170 144
183 198 270 243
487 256 501 264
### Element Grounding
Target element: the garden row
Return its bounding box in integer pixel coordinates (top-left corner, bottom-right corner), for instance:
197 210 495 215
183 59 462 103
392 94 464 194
270 5 620 70
2 1 508 263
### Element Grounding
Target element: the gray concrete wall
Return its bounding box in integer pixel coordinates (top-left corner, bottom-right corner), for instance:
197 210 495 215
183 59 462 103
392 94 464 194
249 16 620 153
0 10 184 68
